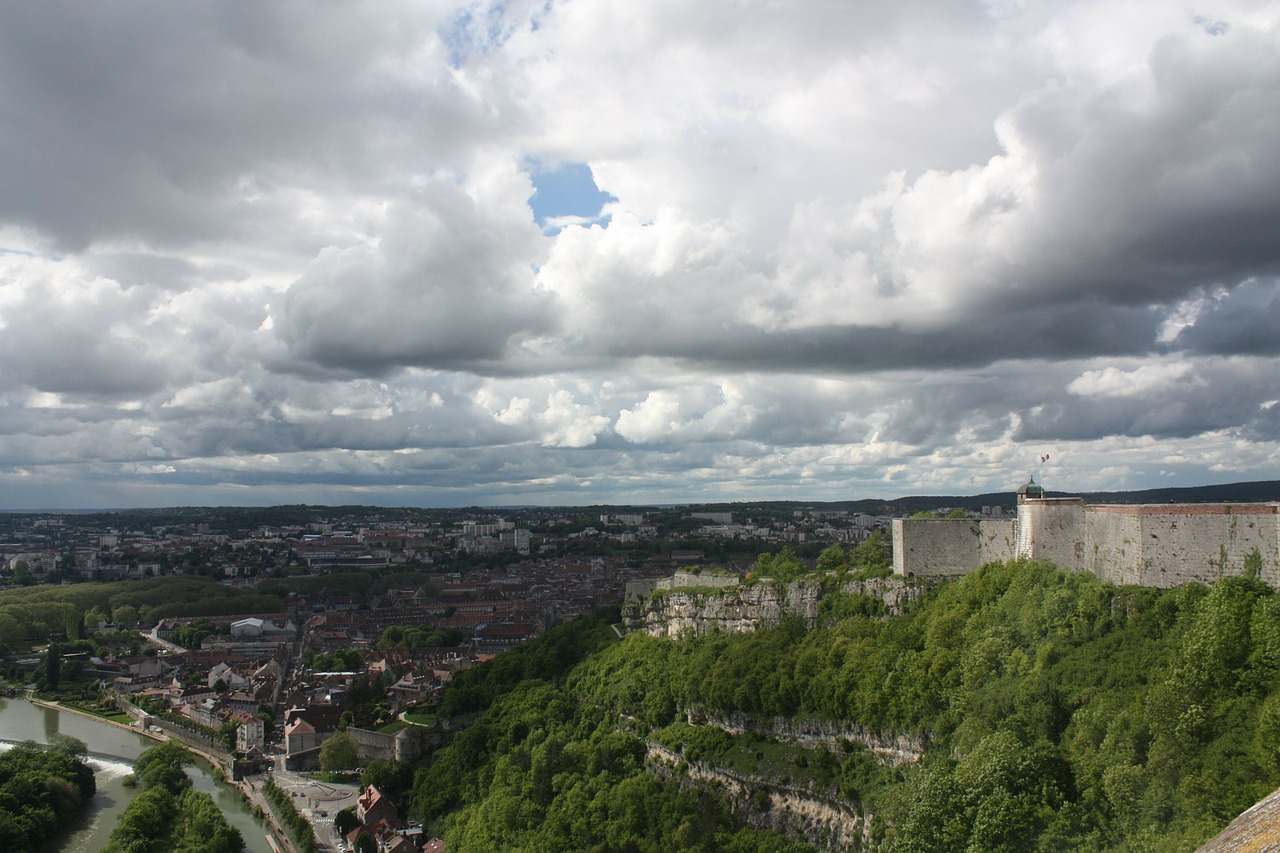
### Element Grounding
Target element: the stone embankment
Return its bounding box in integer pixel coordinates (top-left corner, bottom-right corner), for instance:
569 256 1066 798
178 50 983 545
647 742 871 852
625 575 931 637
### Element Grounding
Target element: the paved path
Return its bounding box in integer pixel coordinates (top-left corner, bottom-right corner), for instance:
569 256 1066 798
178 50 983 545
267 763 360 852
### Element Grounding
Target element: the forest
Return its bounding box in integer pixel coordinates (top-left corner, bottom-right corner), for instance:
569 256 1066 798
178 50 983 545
0 576 283 648
407 553 1280 851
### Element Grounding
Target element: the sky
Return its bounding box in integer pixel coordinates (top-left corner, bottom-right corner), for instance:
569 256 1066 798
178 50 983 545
2 0 1280 510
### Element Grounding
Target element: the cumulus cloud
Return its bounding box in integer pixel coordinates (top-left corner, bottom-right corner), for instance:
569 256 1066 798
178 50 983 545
274 174 556 375
2 0 1280 508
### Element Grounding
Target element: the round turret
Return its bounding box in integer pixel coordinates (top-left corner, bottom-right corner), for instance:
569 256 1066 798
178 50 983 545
1016 476 1044 504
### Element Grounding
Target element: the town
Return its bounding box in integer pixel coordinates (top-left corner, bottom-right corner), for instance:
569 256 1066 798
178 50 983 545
0 501 928 852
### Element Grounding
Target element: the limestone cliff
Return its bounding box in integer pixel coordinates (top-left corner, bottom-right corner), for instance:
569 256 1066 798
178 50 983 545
685 708 924 766
624 574 929 637
647 742 871 852
627 578 821 637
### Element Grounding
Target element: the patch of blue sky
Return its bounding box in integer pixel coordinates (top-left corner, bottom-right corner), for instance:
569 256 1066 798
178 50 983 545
439 1 552 68
529 161 617 234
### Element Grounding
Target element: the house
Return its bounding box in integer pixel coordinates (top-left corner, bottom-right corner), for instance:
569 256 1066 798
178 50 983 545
356 784 399 827
236 715 265 754
284 718 324 755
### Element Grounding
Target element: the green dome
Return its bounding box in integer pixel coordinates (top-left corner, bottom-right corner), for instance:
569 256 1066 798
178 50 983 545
1017 476 1045 498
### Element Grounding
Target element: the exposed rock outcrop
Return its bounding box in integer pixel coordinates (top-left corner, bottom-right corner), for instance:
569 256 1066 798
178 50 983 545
686 708 925 766
624 574 931 637
647 742 871 852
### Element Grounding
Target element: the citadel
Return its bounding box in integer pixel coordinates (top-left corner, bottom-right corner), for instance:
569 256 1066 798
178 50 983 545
892 478 1280 587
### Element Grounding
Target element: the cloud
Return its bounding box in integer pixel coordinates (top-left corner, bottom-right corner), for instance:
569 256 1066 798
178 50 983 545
2 1 1280 508
273 173 557 375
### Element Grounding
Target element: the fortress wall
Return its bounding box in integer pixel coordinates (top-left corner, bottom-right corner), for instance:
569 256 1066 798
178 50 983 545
1019 499 1086 571
892 518 987 577
1084 504 1280 588
1085 510 1144 584
977 518 1018 565
894 496 1280 590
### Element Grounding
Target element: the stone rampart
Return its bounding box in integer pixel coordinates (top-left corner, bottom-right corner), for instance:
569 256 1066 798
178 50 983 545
658 570 741 590
1087 504 1280 586
1019 498 1086 571
893 518 1015 577
346 724 440 764
896 498 1280 588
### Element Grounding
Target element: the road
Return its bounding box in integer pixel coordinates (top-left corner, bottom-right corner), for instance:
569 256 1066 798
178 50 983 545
265 757 360 853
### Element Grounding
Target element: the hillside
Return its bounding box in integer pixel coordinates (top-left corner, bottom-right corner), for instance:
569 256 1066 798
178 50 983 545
409 553 1280 852
683 479 1280 516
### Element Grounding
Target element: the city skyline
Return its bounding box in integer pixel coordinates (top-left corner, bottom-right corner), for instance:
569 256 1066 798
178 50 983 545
2 1 1279 510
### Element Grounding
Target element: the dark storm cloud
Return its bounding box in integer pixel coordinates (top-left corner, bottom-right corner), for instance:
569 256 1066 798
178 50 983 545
3 1 1280 508
0 2 497 251
1174 279 1280 356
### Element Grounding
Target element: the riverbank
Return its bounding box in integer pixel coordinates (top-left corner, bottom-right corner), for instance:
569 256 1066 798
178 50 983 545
0 695 276 853
27 695 302 851
28 696 251 791
26 695 167 742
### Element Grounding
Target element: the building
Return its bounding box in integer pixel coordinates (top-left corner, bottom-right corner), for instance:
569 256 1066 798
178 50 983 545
893 478 1280 587
237 716 265 754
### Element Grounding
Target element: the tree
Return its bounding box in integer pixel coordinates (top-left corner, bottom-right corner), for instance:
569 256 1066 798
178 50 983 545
334 805 359 836
63 605 82 641
816 544 851 574
218 721 239 752
257 704 276 740
320 731 359 772
112 604 138 627
47 734 88 757
44 643 61 692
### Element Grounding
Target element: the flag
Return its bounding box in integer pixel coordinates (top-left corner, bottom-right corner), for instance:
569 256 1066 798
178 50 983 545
1040 454 1050 463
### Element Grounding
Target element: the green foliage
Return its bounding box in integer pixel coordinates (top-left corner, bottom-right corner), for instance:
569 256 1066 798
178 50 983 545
263 777 317 853
361 759 417 804
307 648 363 672
0 741 96 852
403 557 1280 851
334 805 359 836
377 624 464 649
43 643 60 691
320 731 360 771
436 606 621 719
752 547 809 582
571 558 1280 850
0 577 282 644
102 740 244 853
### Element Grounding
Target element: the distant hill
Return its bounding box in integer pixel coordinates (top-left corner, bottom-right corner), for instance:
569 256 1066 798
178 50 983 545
685 480 1280 516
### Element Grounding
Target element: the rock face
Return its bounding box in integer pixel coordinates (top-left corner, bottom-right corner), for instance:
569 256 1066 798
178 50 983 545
647 742 871 852
686 709 925 766
629 578 823 637
840 576 932 614
624 575 929 637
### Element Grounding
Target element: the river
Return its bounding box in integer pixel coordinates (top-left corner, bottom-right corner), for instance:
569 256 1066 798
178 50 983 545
0 696 274 853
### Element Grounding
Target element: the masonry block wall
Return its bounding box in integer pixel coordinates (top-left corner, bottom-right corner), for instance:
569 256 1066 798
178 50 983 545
897 497 1280 588
893 518 1014 577
1018 498 1086 572
1087 504 1280 587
